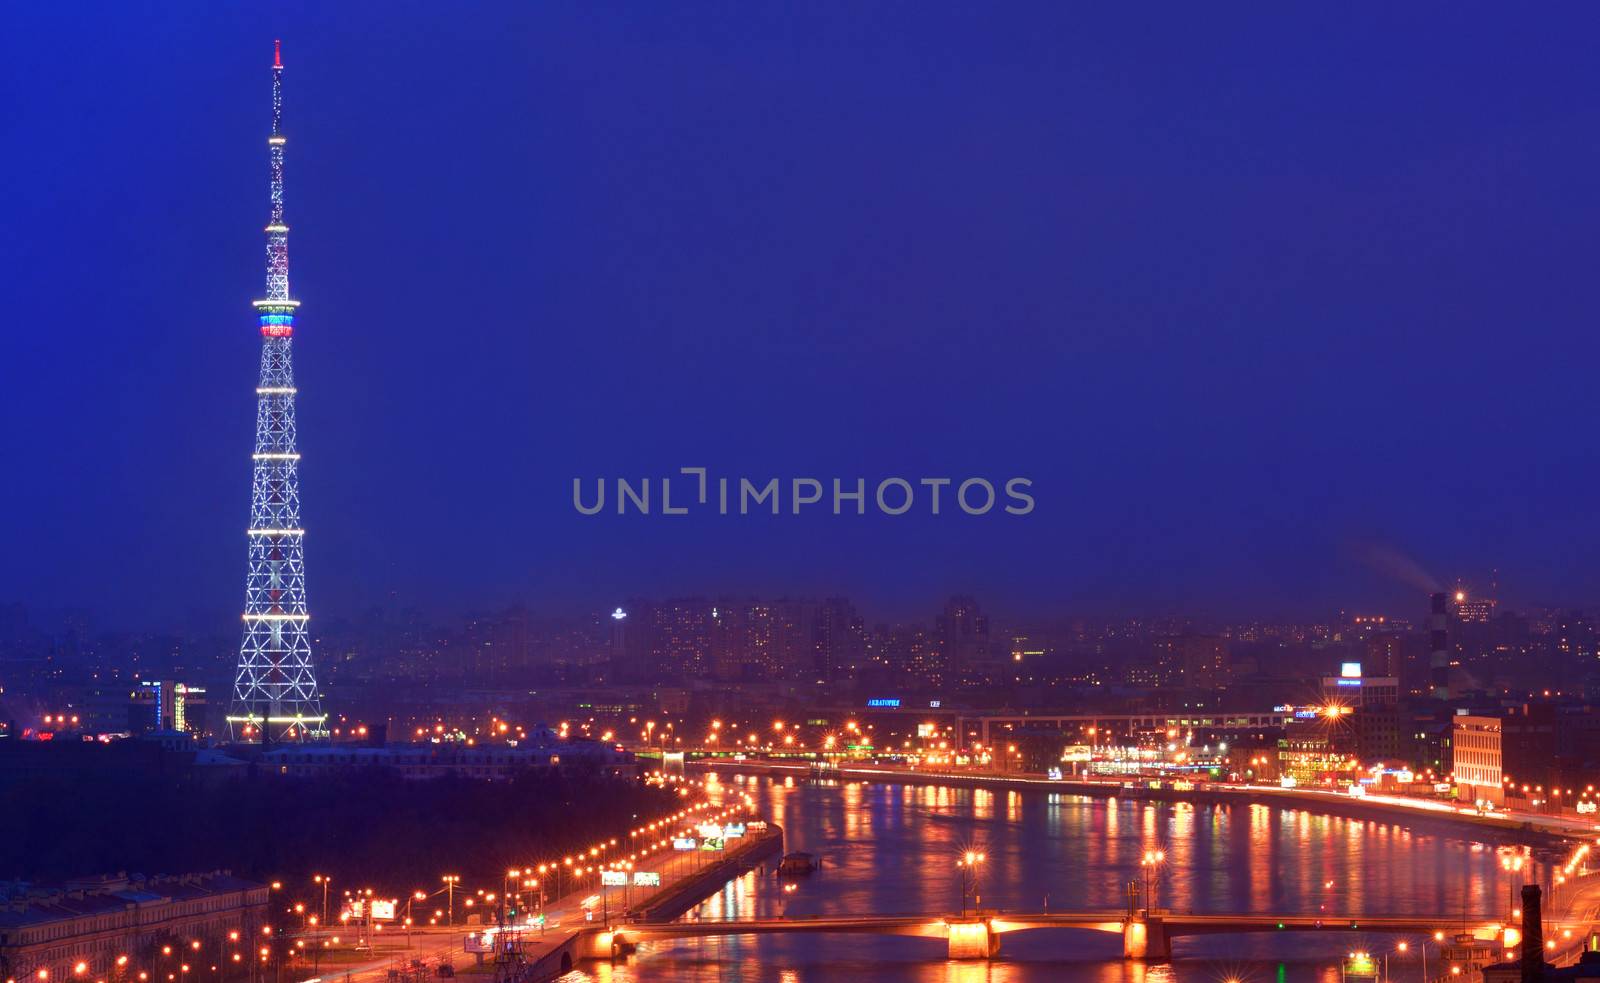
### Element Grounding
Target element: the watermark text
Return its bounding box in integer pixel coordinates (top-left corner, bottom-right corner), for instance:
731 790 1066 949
573 469 1033 516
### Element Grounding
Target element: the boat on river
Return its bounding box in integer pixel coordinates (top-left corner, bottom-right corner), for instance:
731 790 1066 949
778 852 819 875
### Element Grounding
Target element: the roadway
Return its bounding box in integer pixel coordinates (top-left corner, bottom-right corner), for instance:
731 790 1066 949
1545 866 1600 969
683 756 1600 841
303 828 771 983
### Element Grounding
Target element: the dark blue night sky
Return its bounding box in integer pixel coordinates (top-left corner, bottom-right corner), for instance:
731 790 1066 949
6 4 1600 627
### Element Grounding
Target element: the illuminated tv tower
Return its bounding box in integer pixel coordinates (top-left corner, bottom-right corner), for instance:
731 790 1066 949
227 40 326 742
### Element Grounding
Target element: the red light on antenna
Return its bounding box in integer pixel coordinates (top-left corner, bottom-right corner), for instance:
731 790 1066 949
274 40 282 69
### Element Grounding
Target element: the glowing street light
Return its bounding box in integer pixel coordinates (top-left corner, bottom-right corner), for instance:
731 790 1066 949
1140 849 1166 911
441 875 461 925
956 850 986 917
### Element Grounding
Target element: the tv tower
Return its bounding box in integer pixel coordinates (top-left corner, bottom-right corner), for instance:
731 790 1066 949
227 41 326 742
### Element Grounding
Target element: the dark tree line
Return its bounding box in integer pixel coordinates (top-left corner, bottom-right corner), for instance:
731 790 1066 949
1 763 680 891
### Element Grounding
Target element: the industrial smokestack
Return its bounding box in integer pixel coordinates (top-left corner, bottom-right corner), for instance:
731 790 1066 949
1522 884 1544 982
1430 592 1449 700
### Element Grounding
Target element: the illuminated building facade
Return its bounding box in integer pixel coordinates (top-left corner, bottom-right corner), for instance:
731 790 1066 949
1276 737 1354 786
227 42 325 742
1453 592 1497 623
1319 662 1400 707
1453 714 1504 806
0 873 267 983
131 680 207 735
650 599 713 678
1142 635 1229 689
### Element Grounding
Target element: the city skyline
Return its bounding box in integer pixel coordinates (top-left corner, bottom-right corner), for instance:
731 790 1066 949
8 6 1600 628
0 574 1539 640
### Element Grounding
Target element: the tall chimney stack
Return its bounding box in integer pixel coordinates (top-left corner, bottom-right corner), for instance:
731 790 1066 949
1521 883 1545 982
1430 592 1450 700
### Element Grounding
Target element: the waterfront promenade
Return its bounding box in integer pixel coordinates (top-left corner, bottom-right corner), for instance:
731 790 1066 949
684 757 1595 844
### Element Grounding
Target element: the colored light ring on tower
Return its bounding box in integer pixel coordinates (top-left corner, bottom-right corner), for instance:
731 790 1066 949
260 314 294 337
253 300 299 337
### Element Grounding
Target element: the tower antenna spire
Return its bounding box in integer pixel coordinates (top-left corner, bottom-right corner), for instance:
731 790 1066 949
266 46 287 288
274 39 282 69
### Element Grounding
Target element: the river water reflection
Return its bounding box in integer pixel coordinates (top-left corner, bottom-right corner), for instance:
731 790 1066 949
563 772 1531 982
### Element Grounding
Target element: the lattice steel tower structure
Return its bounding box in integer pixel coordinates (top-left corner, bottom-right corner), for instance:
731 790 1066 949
227 41 326 742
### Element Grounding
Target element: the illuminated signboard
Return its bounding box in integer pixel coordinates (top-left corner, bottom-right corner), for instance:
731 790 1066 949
866 698 900 708
346 900 397 920
1336 679 1362 686
700 836 725 851
696 822 723 838
1344 953 1376 976
633 871 662 887
1340 662 1362 678
600 870 628 887
673 837 697 850
722 823 746 837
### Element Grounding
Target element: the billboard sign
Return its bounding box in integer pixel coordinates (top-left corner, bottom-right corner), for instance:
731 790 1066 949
699 836 725 852
600 870 628 887
632 871 662 887
369 900 397 921
673 837 697 850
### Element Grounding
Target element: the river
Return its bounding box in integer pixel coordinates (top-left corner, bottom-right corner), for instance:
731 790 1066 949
561 771 1542 981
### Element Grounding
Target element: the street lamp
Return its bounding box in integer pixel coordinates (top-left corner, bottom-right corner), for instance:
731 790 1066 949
441 876 460 925
312 875 331 927
1140 849 1166 912
405 892 425 949
956 850 986 917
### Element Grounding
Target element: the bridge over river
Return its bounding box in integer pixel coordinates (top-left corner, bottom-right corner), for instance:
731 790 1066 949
585 908 1509 961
